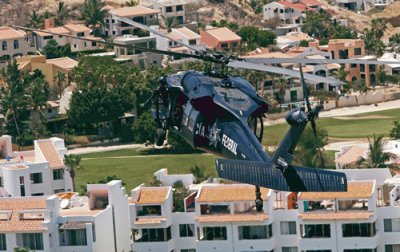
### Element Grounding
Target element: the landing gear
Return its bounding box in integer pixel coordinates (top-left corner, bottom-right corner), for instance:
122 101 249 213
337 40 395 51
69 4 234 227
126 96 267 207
255 186 263 212
155 128 166 146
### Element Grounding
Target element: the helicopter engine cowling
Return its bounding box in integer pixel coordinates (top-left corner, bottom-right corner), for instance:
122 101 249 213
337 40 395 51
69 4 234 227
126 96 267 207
285 108 308 126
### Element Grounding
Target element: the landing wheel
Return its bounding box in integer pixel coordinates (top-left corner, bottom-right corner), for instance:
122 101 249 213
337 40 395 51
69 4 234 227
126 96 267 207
255 186 263 212
155 128 166 146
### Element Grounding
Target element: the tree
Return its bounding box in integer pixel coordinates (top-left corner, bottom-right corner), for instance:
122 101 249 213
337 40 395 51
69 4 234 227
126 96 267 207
55 2 69 26
362 28 386 56
238 26 276 50
377 65 387 86
273 78 288 104
64 154 82 191
296 125 328 167
172 180 189 212
371 18 387 40
351 79 368 93
190 165 208 183
299 40 309 47
42 39 71 59
150 176 163 186
356 134 390 168
389 121 400 139
26 71 50 125
164 17 177 32
81 0 107 30
131 112 157 143
124 0 139 6
27 10 43 29
55 71 66 98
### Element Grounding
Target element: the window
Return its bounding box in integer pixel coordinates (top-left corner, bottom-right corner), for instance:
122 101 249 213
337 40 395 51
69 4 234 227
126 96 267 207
360 64 365 72
59 229 87 246
189 39 197 45
84 42 87 47
221 43 228 48
44 35 53 40
303 224 330 238
180 224 194 237
342 223 376 237
77 32 84 37
22 233 44 250
2 41 7 50
369 64 376 72
343 249 377 252
0 177 3 187
0 234 6 251
166 6 173 12
354 47 362 55
13 40 19 49
339 49 349 59
202 226 227 240
54 189 65 193
238 225 268 240
92 42 97 47
32 193 44 196
384 219 400 232
176 5 183 11
30 173 43 184
59 35 63 38
386 244 400 252
331 51 335 59
282 247 298 252
137 205 161 216
53 169 64 180
281 221 297 235
351 64 357 68
306 251 331 252
20 176 25 197
134 227 171 242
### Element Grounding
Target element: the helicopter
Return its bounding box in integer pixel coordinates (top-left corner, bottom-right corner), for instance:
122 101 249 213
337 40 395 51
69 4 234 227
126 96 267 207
14 20 399 211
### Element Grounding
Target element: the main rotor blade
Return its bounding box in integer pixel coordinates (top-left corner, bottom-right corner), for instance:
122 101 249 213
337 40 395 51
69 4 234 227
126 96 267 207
13 25 202 60
245 57 400 66
113 16 203 54
228 60 344 85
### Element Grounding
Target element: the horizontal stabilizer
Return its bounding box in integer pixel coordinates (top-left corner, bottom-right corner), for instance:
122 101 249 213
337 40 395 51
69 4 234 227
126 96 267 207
216 159 347 192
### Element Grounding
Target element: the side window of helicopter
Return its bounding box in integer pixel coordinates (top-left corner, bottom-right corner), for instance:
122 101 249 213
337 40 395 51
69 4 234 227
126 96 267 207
248 115 264 142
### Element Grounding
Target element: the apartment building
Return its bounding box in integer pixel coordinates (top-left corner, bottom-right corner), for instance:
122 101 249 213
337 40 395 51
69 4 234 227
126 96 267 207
0 26 36 68
0 135 72 197
263 0 321 24
0 180 130 252
104 6 160 37
113 34 162 69
143 0 190 25
200 27 241 51
33 21 100 53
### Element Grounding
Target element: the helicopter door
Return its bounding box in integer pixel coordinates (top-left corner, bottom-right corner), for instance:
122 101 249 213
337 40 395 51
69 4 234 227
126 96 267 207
248 115 264 142
180 103 200 148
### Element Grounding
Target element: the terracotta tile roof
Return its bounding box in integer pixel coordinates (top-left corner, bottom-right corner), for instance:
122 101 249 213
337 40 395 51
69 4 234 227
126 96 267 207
241 51 290 59
0 198 47 232
326 63 341 70
336 146 367 165
46 57 78 70
203 27 241 42
134 217 167 225
37 140 64 169
0 26 26 40
109 6 160 17
34 27 69 37
167 32 182 41
197 185 269 203
64 24 91 33
299 0 322 6
60 209 102 217
196 213 268 223
173 27 200 40
299 181 374 200
299 211 374 220
278 1 308 10
134 187 169 204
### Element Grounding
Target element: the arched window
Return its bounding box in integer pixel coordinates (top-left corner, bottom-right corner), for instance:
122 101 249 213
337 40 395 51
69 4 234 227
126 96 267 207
13 40 19 49
2 41 7 50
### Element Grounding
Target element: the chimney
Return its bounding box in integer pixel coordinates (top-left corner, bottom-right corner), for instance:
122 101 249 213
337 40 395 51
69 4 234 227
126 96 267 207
44 18 56 29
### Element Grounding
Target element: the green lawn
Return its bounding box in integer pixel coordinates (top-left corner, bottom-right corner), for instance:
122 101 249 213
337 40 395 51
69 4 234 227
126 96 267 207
263 108 400 146
76 150 216 193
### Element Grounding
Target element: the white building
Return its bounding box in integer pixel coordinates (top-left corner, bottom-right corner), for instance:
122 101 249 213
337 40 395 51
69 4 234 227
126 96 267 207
0 135 72 197
378 52 400 75
0 180 131 252
104 6 160 38
142 0 192 25
113 34 163 69
33 23 101 53
0 26 36 68
263 0 321 24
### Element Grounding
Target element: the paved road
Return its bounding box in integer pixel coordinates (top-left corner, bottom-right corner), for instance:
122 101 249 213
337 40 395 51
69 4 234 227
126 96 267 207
67 143 147 155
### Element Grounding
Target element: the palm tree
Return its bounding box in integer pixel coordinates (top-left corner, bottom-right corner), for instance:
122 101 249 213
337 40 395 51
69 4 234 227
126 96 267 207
333 66 349 83
371 18 387 40
55 71 66 98
64 154 82 191
356 134 390 168
273 77 288 104
164 17 177 32
28 11 43 29
377 65 387 86
124 0 139 6
27 77 49 125
55 2 69 26
81 0 107 30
